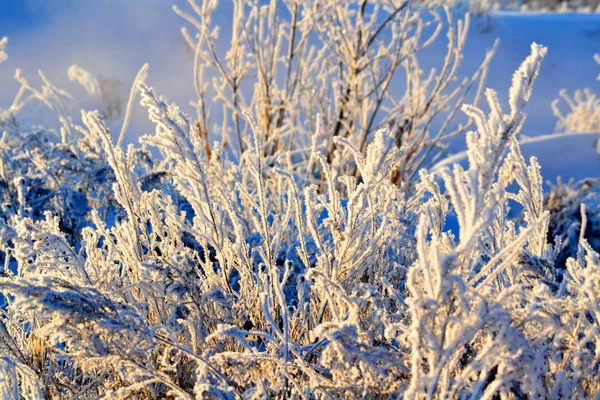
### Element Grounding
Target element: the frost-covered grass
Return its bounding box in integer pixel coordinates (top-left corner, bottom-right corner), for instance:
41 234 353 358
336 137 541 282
0 1 599 399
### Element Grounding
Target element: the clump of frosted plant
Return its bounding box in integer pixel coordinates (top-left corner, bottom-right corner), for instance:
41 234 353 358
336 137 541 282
404 43 567 399
441 43 546 243
545 178 600 268
552 88 600 133
68 65 100 98
334 128 402 186
0 357 44 399
0 37 7 64
69 65 130 122
552 54 600 133
175 0 497 188
1 1 600 398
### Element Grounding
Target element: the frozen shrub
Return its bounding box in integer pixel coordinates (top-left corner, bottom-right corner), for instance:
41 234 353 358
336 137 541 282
552 88 600 133
552 54 600 133
0 1 598 399
545 178 600 269
174 0 497 187
68 66 126 121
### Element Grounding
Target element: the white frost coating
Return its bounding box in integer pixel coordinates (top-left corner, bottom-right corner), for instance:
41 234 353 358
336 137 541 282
0 2 599 399
67 65 100 98
0 37 7 65
552 55 600 134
